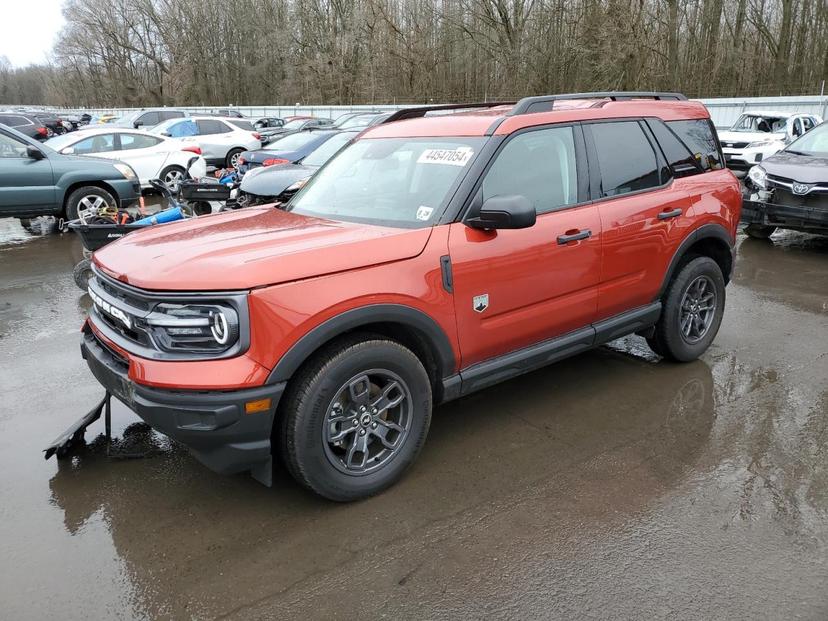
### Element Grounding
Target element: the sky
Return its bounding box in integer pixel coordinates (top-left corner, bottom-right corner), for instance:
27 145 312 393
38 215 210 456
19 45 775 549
0 0 66 68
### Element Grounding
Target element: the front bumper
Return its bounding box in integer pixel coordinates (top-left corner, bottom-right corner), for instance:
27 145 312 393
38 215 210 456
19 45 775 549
741 198 828 231
81 328 285 484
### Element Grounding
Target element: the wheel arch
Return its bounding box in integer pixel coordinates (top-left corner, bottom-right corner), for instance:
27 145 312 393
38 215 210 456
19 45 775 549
657 223 734 298
267 304 457 403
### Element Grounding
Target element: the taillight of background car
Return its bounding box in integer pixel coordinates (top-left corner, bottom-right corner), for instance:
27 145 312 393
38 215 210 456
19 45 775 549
182 145 202 155
252 132 262 141
36 127 48 137
262 158 289 167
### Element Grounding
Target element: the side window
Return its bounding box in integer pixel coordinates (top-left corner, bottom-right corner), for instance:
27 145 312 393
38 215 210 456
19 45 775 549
0 115 30 127
666 119 723 170
137 112 160 127
590 121 660 197
168 120 198 137
119 134 162 150
196 119 230 135
647 119 702 178
0 132 29 158
482 126 579 214
160 111 185 121
72 134 116 154
802 117 815 132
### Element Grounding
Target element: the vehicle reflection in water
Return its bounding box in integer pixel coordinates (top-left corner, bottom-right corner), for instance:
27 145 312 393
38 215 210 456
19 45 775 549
49 344 719 618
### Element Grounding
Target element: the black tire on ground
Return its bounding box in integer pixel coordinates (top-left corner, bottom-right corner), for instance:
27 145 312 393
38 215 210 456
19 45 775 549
159 165 186 192
226 148 244 168
744 224 776 239
647 256 726 362
278 335 432 501
73 258 93 291
65 186 116 222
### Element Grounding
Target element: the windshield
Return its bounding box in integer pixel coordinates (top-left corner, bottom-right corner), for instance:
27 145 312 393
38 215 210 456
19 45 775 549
337 115 378 129
288 137 484 228
730 114 787 133
282 119 309 130
302 132 358 167
267 131 321 150
785 122 828 156
150 118 196 137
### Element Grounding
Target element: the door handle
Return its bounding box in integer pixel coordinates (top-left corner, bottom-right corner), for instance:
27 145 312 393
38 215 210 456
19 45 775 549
557 229 592 245
658 208 683 220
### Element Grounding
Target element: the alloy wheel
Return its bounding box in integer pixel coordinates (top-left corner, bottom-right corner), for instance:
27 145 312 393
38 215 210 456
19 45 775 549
76 195 110 223
322 369 413 475
163 169 184 192
679 275 717 344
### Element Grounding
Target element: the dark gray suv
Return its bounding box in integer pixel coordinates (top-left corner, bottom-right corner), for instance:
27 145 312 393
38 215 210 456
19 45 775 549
0 124 141 221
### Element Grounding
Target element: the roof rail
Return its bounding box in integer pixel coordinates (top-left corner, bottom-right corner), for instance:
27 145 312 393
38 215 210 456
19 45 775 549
381 102 515 124
508 91 688 116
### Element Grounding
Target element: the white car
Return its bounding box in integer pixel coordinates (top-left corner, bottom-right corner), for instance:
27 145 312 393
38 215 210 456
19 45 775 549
718 111 822 174
45 128 207 190
149 116 262 168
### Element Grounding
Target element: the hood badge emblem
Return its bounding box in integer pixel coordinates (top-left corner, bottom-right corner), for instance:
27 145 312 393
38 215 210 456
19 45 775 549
473 294 489 313
792 182 811 195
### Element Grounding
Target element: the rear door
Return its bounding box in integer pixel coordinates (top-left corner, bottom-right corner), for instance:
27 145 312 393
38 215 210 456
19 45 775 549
585 119 694 320
0 130 55 216
448 124 601 367
111 133 167 184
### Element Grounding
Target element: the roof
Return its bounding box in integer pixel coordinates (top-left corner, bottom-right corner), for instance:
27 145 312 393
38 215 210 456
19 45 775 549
362 98 710 139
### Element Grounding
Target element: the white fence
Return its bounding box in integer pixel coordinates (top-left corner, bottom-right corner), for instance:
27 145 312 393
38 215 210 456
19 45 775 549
46 95 828 128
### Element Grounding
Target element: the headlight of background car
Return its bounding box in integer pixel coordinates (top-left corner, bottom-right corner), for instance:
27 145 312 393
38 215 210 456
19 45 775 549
747 165 767 190
142 303 240 353
114 163 138 181
746 139 775 148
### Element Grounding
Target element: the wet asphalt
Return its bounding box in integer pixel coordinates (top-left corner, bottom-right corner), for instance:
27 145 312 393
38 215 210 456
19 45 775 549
0 218 826 620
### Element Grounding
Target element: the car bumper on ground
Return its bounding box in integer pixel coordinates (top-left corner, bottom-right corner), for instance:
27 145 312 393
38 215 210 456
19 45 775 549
80 327 285 484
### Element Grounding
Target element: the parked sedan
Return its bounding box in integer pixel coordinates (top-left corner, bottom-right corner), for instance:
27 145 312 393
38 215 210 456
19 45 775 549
150 116 261 168
253 117 284 129
743 121 828 238
45 128 207 191
258 116 332 142
237 129 340 172
238 130 359 206
112 108 189 130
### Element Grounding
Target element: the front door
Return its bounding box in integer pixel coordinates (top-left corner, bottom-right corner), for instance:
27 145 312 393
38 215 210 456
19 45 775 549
0 130 55 216
448 124 602 368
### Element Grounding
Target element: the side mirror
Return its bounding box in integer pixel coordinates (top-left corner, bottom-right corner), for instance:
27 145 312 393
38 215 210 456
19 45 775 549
134 121 144 129
26 145 45 160
466 195 536 230
160 131 171 137
61 146 75 155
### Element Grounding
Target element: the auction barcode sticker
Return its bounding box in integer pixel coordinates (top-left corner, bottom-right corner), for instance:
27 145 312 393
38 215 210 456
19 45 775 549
417 147 474 167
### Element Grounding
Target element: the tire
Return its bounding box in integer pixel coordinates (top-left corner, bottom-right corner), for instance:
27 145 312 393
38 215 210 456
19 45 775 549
65 186 116 222
73 258 93 291
226 148 244 168
279 336 432 501
647 256 726 362
159 165 186 192
745 224 776 239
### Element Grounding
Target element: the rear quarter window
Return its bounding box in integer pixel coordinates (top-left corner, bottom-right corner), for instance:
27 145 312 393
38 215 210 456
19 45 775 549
665 119 723 171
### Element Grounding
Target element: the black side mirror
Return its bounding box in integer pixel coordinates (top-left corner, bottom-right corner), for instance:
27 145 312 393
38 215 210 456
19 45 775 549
160 131 171 137
134 121 143 129
466 195 536 230
26 145 45 160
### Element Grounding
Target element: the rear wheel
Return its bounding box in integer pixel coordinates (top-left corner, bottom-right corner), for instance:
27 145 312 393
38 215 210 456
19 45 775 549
647 256 726 362
226 148 243 168
159 165 186 192
279 336 432 501
745 224 776 239
65 186 116 222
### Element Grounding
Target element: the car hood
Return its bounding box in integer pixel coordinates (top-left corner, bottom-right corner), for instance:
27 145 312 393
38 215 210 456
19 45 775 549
93 207 432 290
761 151 828 184
240 163 315 196
718 130 785 144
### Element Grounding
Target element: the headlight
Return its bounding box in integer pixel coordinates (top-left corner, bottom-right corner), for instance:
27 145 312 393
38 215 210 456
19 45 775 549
746 139 776 148
142 303 240 353
747 165 767 189
285 177 310 192
114 163 138 181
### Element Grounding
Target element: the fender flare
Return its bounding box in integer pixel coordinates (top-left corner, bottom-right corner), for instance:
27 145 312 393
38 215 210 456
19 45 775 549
267 304 456 384
657 223 735 298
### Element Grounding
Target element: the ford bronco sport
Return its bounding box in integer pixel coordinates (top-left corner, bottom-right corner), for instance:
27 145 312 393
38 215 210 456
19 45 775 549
81 92 741 501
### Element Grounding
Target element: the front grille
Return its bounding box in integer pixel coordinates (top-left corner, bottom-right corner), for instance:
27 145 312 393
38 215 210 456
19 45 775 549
723 141 750 149
774 188 828 211
95 273 151 311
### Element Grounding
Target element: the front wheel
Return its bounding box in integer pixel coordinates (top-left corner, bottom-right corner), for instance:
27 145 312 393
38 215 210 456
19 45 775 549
745 224 776 239
279 336 432 501
647 256 726 362
65 186 116 222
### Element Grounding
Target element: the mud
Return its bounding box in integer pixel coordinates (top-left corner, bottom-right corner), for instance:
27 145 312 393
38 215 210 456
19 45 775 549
1 219 826 620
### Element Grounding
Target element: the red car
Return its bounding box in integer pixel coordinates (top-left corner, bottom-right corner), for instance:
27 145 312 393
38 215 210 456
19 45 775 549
81 92 741 500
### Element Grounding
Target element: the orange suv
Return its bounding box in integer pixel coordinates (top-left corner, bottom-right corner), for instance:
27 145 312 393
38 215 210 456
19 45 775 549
81 92 741 500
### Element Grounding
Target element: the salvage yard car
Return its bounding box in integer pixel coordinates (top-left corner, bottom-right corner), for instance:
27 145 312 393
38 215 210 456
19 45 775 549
45 128 207 191
0 123 140 221
718 110 822 174
79 92 740 501
743 120 828 238
150 116 261 168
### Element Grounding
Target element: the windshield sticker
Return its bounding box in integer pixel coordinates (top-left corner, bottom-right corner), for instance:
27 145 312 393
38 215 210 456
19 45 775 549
416 206 434 221
417 147 474 167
